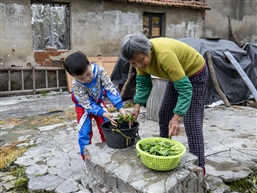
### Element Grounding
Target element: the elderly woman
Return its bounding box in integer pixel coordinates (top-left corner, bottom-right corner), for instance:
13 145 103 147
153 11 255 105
120 33 209 174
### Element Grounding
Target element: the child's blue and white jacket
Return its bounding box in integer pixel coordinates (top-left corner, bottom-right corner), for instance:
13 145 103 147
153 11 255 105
71 63 123 156
72 63 123 116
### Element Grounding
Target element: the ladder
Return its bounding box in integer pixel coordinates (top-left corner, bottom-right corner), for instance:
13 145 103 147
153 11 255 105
0 66 67 96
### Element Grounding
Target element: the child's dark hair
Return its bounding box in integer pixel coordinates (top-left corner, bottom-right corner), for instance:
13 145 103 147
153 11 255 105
64 51 90 76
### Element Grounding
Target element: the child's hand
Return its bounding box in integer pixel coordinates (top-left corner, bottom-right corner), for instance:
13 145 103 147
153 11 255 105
103 112 117 126
118 108 126 120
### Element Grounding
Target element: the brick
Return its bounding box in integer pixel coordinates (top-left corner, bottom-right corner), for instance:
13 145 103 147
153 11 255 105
34 52 50 60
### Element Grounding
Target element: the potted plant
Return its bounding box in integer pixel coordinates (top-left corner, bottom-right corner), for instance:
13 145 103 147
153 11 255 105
100 113 139 149
116 113 136 129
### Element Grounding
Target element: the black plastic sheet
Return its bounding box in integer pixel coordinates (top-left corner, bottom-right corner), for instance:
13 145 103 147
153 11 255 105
110 55 136 100
243 43 257 79
180 37 257 105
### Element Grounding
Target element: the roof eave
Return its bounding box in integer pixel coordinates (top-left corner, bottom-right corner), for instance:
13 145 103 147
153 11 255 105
105 0 211 10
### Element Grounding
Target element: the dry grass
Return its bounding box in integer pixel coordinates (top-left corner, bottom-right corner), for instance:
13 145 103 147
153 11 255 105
0 140 29 171
0 107 76 127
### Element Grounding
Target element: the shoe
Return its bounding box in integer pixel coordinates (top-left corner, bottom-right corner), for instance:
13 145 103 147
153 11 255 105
83 162 88 174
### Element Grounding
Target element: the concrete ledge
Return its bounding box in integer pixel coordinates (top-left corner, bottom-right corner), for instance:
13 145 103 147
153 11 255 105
84 142 206 193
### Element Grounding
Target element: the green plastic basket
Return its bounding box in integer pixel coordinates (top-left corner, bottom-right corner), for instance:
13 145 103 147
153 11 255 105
136 137 186 171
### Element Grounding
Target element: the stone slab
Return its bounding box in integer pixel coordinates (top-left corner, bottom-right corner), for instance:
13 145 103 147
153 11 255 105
84 142 205 193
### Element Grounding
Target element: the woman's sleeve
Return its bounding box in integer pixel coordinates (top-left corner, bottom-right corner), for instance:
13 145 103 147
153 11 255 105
173 76 192 116
133 74 152 106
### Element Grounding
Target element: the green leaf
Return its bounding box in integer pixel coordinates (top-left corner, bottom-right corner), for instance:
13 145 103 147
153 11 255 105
117 113 135 125
140 139 182 156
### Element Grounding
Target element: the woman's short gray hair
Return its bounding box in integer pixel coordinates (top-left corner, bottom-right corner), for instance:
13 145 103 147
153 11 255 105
120 33 152 61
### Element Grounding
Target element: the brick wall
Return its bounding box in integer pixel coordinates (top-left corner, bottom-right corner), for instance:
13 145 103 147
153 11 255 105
34 49 68 67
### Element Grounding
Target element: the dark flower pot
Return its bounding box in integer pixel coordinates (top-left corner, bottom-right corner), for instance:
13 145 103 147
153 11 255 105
100 120 139 149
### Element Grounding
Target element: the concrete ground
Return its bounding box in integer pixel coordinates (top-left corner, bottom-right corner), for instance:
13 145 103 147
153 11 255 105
0 91 256 192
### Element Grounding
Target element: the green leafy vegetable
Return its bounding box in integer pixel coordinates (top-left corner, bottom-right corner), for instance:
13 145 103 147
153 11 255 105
139 139 182 156
117 113 135 125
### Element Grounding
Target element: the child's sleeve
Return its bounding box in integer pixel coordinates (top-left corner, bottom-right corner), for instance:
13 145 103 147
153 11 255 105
99 67 123 110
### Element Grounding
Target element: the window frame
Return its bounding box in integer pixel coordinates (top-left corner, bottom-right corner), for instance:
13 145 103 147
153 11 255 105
143 12 165 38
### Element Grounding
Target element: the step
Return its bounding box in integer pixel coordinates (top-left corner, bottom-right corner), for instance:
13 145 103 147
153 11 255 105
84 142 206 193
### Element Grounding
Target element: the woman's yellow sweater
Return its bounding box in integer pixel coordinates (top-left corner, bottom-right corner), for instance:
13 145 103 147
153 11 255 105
134 38 205 116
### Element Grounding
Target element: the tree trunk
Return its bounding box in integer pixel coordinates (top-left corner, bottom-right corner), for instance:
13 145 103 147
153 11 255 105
120 64 135 99
206 51 231 107
228 15 241 47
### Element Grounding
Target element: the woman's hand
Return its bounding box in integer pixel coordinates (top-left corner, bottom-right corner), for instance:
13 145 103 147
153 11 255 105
131 104 141 120
168 114 183 137
103 112 117 126
118 108 126 120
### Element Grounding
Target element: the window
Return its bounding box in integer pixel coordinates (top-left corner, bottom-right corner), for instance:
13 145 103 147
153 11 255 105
143 12 165 38
31 2 70 50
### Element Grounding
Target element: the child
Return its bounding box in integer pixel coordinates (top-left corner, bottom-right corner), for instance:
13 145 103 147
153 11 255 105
64 51 126 162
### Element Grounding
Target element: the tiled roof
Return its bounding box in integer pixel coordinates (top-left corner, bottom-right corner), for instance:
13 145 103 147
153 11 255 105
111 0 211 10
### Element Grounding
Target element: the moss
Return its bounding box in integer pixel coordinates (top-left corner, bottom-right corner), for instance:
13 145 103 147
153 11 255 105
41 91 48 96
10 167 29 193
14 177 29 190
226 172 257 193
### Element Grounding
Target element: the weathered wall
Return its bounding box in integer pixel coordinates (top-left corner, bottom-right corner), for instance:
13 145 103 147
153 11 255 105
0 0 33 67
0 0 204 68
67 0 204 56
204 0 257 43
166 9 204 38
